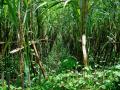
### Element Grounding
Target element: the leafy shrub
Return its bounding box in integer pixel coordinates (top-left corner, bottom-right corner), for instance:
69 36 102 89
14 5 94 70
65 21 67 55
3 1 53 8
32 64 120 90
59 56 78 72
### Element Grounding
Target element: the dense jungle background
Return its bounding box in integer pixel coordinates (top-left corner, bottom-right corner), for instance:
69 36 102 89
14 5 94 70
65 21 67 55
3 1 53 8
0 0 120 90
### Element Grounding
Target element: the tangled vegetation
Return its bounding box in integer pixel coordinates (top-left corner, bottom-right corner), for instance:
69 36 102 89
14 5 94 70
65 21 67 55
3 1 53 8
0 0 120 90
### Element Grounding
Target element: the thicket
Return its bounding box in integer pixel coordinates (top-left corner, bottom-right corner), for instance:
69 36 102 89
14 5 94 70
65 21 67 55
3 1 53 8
0 0 120 90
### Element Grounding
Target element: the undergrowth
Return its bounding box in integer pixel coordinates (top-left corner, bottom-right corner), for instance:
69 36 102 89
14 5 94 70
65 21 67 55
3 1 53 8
31 64 120 90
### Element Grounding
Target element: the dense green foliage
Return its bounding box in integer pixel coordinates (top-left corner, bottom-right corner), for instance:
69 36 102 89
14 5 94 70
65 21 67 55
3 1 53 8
0 0 120 90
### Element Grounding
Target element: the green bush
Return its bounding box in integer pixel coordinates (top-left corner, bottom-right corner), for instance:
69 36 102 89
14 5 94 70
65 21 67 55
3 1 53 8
32 64 120 90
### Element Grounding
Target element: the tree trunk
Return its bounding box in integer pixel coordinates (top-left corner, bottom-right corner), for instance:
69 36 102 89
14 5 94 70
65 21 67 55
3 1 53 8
18 0 25 89
80 0 88 67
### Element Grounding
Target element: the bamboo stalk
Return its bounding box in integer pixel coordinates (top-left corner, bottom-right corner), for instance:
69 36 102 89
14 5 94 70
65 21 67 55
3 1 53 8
80 0 88 67
31 41 46 78
18 0 25 89
2 72 4 89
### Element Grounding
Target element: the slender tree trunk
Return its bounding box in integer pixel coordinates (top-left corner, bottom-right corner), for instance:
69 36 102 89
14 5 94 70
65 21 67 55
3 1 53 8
18 0 25 89
31 41 46 78
2 72 4 89
80 0 88 67
7 72 10 90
